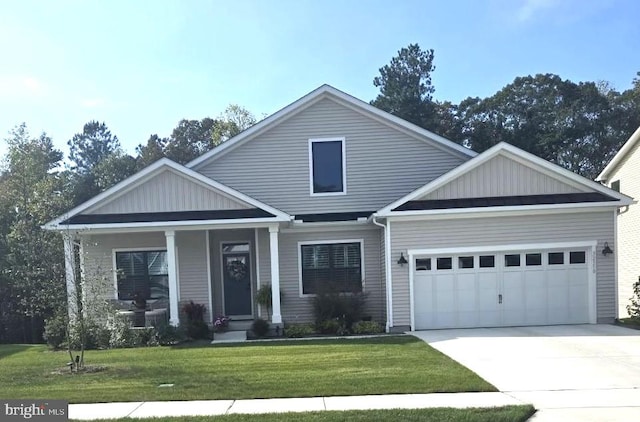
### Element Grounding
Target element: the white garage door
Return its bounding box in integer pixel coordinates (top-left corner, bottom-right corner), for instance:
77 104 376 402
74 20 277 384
413 247 592 330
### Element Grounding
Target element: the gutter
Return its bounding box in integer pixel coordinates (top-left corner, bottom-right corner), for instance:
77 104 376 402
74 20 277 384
371 214 393 332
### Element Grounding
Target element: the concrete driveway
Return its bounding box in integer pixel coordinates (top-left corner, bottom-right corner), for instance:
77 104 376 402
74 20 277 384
413 324 640 421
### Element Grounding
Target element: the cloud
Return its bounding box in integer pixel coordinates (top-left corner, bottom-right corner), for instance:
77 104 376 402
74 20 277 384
22 77 42 93
515 0 559 22
81 98 105 108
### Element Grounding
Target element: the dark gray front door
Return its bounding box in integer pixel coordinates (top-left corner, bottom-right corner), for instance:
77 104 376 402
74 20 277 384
223 249 252 316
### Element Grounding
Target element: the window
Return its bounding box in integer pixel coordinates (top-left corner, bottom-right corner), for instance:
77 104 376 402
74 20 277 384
309 138 345 195
437 257 452 270
548 252 564 265
479 255 495 268
526 253 542 266
458 256 474 269
115 251 168 300
416 258 431 271
300 242 361 294
505 254 521 267
611 180 620 192
570 251 586 264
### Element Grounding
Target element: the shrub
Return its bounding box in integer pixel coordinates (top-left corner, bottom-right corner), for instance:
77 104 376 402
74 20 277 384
43 313 68 350
186 321 210 340
251 318 270 338
285 323 314 338
312 286 366 332
318 319 342 335
352 320 384 335
628 278 640 320
182 301 206 323
156 323 185 346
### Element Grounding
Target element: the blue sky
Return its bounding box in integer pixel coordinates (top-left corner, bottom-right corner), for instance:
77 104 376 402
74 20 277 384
1 0 639 160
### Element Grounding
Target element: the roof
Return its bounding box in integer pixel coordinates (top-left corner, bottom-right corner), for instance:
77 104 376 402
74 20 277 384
62 209 274 225
597 126 640 182
394 193 617 212
294 211 374 223
377 142 633 216
186 84 476 169
45 158 291 230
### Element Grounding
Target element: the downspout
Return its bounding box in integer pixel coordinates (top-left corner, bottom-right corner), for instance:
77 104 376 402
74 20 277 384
372 215 393 332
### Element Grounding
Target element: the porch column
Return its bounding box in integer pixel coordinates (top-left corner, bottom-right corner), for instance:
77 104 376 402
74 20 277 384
63 234 78 320
165 230 180 326
269 225 282 324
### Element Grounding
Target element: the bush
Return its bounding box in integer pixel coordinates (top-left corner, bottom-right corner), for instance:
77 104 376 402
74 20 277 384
156 323 185 346
251 318 270 338
352 320 384 335
285 323 314 338
628 278 640 320
43 313 68 350
186 321 210 340
182 301 206 323
318 319 342 334
312 286 366 333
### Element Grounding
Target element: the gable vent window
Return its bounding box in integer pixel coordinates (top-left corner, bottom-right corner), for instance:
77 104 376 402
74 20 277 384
309 138 346 195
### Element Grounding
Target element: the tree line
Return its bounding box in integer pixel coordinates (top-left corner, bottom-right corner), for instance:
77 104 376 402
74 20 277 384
1 43 638 342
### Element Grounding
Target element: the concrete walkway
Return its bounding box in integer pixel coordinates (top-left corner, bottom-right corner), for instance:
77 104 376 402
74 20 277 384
69 392 524 420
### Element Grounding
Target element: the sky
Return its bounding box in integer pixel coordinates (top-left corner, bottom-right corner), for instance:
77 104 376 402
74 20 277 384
0 0 639 161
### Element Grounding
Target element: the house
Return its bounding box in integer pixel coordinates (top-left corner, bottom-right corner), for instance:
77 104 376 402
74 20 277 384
45 85 632 332
597 126 640 318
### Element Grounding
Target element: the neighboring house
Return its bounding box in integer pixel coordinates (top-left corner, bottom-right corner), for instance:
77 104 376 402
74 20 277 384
45 85 632 332
597 126 640 318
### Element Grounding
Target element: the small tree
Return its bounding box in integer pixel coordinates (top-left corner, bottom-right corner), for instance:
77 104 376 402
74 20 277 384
627 277 640 320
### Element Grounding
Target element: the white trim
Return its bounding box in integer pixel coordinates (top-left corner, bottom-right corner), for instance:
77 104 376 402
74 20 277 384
387 220 394 328
297 238 365 298
284 220 376 232
186 84 475 170
377 142 632 216
165 231 179 326
407 240 598 330
53 217 288 232
598 126 640 181
44 158 291 229
205 230 213 324
613 209 619 319
61 221 280 236
308 137 347 197
255 228 261 319
111 246 167 300
269 225 282 324
219 240 254 318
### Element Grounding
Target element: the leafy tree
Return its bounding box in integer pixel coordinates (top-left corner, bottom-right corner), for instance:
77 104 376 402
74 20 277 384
136 134 168 169
165 117 218 164
211 104 257 146
93 152 137 191
372 44 437 130
68 121 121 174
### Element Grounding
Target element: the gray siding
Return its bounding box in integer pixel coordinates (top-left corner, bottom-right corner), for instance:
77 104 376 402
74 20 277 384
389 211 616 326
176 231 211 322
422 155 585 200
87 169 250 214
197 97 468 215
276 227 386 324
208 229 257 317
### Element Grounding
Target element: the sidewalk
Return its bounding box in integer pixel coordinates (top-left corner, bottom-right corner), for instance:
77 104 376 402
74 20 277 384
69 392 524 420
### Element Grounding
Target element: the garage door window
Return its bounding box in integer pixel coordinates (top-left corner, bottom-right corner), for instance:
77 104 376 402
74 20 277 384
505 254 521 267
548 252 564 265
479 255 495 268
437 257 452 270
526 253 542 266
570 251 586 264
459 256 474 269
416 258 431 271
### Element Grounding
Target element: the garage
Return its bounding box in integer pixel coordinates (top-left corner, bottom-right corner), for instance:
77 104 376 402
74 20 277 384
411 243 596 330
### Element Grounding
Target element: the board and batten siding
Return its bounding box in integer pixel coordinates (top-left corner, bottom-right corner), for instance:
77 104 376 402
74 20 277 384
176 231 211 322
87 169 250 214
389 211 616 327
603 139 640 317
276 227 386 324
422 155 585 200
197 97 469 215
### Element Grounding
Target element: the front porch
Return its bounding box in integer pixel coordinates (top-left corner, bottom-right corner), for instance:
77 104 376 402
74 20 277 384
64 224 284 329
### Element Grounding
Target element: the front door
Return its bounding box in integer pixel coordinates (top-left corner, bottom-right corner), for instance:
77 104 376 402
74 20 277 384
222 243 252 317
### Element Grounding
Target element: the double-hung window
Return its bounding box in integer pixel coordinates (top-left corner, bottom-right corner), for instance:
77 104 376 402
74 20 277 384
115 250 169 300
309 137 346 195
300 241 362 295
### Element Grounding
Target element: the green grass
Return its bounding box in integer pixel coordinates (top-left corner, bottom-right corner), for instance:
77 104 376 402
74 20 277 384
0 336 495 403
92 406 536 422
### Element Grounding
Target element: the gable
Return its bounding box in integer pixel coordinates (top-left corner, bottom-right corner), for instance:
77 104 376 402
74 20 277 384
420 154 587 200
196 96 471 215
85 168 251 215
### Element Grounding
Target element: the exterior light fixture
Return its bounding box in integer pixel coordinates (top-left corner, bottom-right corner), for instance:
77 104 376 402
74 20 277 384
602 242 613 256
397 252 408 266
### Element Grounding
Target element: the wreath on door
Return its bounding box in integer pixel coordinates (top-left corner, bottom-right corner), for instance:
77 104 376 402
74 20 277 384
227 259 248 281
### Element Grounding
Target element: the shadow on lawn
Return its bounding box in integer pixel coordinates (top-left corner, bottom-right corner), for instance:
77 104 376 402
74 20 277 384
0 344 36 360
171 335 416 350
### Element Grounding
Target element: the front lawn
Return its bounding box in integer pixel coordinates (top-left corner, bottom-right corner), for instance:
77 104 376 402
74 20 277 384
0 336 495 403
94 406 536 422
